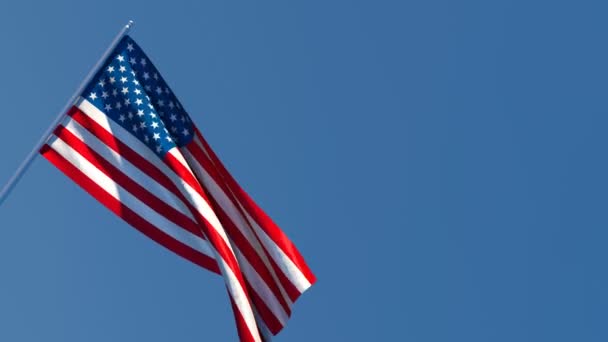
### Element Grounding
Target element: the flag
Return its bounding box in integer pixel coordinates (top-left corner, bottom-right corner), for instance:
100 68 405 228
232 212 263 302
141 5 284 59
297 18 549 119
40 35 316 342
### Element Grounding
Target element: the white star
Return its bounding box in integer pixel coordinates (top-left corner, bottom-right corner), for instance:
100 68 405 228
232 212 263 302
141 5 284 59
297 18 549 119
104 104 112 111
143 72 150 80
182 128 190 136
109 76 116 84
107 66 115 73
134 89 142 95
127 43 134 52
180 116 186 123
141 58 147 66
124 98 131 105
156 145 162 153
149 112 157 119
132 79 140 86
120 76 128 83
89 92 97 100
137 109 144 116
130 70 136 76
151 121 159 129
132 124 138 132
116 102 122 109
153 73 159 80
101 91 109 99
128 112 134 120
118 114 126 122
166 136 173 142
129 57 136 65
157 99 164 107
117 55 125 62
121 87 129 94
169 113 177 122
98 79 106 87
140 122 146 128
171 126 177 132
153 133 161 140
144 135 150 143
168 101 175 109
112 89 118 97
135 98 143 106
156 86 163 95
119 65 127 73
165 87 170 94
148 103 154 109
145 85 152 91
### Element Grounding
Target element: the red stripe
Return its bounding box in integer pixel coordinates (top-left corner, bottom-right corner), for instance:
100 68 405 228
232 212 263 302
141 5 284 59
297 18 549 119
67 105 263 338
162 154 245 282
53 124 204 239
65 107 249 284
40 144 220 274
195 146 302 301
164 152 210 200
245 283 283 335
161 153 262 340
229 296 258 342
206 193 288 331
167 148 292 330
194 130 316 287
51 104 315 340
210 194 292 317
67 107 208 239
185 142 293 315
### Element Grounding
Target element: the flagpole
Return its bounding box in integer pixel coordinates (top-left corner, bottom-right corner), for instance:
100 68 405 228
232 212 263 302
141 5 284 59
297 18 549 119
0 20 135 207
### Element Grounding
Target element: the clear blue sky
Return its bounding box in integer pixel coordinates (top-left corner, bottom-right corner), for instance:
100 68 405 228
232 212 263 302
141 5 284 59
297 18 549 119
0 1 607 341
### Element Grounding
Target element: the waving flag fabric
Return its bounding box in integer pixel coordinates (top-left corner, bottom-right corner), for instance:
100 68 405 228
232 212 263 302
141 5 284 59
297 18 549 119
39 36 316 342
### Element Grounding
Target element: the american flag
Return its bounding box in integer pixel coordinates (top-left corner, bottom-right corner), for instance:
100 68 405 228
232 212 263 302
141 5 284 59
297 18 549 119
40 35 316 342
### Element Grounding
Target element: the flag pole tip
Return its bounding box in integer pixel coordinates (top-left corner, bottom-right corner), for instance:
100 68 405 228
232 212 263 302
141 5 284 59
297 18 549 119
126 20 134 29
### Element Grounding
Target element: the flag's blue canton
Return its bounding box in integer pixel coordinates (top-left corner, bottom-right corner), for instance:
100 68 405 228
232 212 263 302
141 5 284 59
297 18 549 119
82 35 194 157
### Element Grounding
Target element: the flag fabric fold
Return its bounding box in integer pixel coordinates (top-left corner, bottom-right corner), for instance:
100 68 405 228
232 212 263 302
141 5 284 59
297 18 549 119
39 35 315 342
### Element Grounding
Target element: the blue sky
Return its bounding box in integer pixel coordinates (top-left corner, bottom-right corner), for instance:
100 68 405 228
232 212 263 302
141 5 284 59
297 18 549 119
0 1 607 341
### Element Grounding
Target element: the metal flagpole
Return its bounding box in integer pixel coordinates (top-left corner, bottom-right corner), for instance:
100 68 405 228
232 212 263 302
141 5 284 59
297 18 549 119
0 20 135 207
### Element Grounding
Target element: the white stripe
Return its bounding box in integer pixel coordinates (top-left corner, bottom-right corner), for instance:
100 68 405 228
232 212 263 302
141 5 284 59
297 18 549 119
183 147 292 320
75 98 262 342
62 118 197 223
166 149 228 239
192 136 312 293
243 206 312 292
78 98 230 254
220 257 263 342
163 150 265 340
164 145 271 337
77 98 227 242
233 245 288 325
47 135 215 260
173 148 292 329
252 307 274 342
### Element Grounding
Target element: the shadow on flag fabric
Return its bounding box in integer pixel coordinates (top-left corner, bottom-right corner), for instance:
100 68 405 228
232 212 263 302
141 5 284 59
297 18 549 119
39 35 316 342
